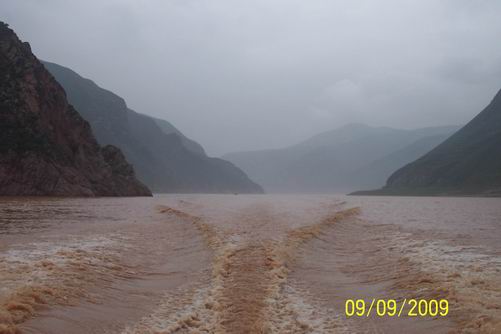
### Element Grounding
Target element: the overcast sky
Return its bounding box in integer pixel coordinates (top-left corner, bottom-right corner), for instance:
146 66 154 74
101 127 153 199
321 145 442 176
2 0 501 155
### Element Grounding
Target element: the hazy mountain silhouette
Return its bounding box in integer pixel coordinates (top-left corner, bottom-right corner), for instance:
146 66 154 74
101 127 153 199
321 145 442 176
151 116 206 156
355 89 501 196
43 61 263 194
224 124 458 193
0 22 151 196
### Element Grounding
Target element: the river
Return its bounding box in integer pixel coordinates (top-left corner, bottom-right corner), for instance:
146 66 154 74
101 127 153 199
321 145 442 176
0 195 500 333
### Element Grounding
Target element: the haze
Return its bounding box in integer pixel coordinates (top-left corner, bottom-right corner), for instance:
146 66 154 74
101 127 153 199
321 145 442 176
2 0 501 156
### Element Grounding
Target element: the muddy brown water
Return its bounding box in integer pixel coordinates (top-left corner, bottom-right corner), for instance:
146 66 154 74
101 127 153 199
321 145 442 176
0 195 500 333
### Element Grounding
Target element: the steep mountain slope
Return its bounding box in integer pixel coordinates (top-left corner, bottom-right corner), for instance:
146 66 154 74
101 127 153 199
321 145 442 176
151 116 206 156
351 133 454 190
43 61 263 193
224 124 458 193
357 89 501 196
0 22 151 196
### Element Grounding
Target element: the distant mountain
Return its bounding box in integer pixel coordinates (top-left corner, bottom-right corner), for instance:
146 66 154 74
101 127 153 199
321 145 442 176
354 89 501 196
0 22 151 196
43 61 263 193
223 124 458 193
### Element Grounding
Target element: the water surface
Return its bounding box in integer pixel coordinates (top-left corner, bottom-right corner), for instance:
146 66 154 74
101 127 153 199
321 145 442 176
0 195 499 333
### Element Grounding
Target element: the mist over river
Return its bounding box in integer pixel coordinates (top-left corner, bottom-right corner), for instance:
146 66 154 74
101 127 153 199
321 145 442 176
0 195 500 334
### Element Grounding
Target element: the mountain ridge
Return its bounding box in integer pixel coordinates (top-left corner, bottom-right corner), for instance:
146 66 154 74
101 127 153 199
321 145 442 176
43 61 263 194
353 89 501 196
224 123 459 193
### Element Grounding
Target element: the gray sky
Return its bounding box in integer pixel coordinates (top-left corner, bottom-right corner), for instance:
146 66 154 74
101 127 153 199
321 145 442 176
2 0 501 156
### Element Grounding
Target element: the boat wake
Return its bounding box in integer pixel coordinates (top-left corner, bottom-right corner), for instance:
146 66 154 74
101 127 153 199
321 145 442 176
2 196 499 334
122 204 359 334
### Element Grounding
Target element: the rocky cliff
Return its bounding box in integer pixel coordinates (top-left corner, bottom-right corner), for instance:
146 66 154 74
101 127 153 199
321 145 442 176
0 22 151 196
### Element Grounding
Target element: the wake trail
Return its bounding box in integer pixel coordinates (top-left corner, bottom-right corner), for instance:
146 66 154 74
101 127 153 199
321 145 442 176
122 203 359 334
